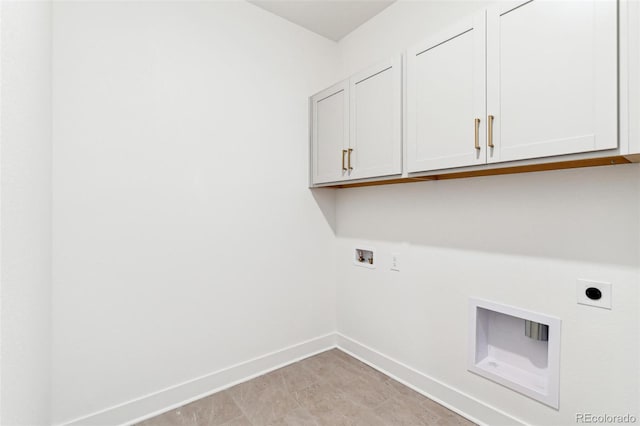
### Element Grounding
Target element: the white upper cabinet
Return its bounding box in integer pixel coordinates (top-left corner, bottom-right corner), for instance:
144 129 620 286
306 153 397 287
310 0 623 186
311 81 349 184
311 58 402 185
407 12 487 173
349 57 402 180
487 0 618 163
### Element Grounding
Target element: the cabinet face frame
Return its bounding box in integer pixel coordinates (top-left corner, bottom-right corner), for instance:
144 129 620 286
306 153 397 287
348 56 403 180
622 0 640 154
406 12 487 173
311 81 350 184
486 0 618 164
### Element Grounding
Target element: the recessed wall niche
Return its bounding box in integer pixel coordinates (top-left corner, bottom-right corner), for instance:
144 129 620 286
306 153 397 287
468 298 561 409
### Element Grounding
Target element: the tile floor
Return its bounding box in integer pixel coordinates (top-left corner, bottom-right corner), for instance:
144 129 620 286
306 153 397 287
138 349 475 426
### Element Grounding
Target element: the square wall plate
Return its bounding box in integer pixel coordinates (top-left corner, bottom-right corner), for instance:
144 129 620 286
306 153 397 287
468 298 561 409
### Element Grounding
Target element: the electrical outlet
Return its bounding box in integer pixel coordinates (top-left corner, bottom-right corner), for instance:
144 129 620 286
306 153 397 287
391 253 400 271
577 279 612 309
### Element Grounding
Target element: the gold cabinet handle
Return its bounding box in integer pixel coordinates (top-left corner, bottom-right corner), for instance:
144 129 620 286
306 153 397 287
341 150 347 171
488 115 495 148
474 118 481 150
347 148 353 171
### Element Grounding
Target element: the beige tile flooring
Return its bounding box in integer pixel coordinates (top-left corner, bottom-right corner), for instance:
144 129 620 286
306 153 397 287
138 349 475 426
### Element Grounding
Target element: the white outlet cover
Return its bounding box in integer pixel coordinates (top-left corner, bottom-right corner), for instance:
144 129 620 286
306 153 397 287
576 279 612 310
391 253 400 271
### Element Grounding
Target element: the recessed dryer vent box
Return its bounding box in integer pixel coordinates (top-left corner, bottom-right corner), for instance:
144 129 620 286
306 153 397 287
468 298 561 409
354 247 375 269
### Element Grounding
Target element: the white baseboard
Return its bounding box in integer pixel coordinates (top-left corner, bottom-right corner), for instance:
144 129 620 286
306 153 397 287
61 333 337 426
335 333 526 426
61 332 524 426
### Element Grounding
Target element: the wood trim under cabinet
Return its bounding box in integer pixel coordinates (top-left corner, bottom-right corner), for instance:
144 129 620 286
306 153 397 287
325 155 638 189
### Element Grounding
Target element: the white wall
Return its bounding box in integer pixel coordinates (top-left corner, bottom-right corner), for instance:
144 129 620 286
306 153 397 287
335 1 640 425
51 2 339 423
45 1 640 424
0 1 53 424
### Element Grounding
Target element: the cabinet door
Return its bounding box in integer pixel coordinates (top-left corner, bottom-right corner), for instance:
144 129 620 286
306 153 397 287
348 57 402 180
312 81 349 184
487 0 617 163
407 13 486 173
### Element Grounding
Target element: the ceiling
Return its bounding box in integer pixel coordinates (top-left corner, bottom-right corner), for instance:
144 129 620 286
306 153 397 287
248 0 396 41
